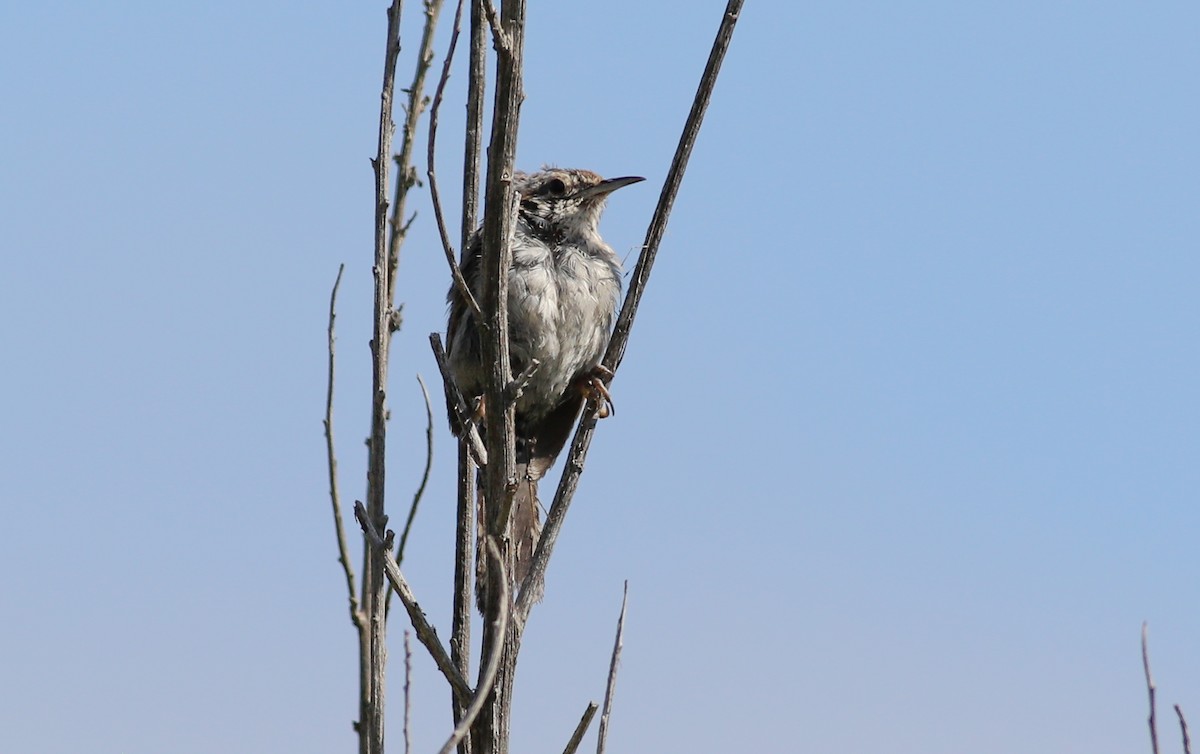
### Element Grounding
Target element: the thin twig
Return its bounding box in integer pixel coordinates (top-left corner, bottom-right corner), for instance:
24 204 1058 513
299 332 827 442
515 0 743 624
450 440 476 754
404 631 413 754
438 539 510 754
430 333 488 465
387 0 446 303
604 0 743 376
355 502 474 703
396 374 435 564
323 264 362 630
480 0 509 53
503 358 540 406
427 0 482 320
1176 705 1193 754
595 582 628 754
1143 622 1161 754
562 703 598 754
462 0 486 248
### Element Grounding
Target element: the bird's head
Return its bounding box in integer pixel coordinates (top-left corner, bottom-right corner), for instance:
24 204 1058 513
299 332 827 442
516 168 644 244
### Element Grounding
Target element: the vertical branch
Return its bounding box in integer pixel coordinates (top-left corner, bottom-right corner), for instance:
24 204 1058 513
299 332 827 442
1143 623 1160 754
387 0 447 304
428 0 481 319
595 583 628 754
462 0 487 245
515 0 744 625
474 1 526 750
404 631 413 754
454 15 488 745
361 1 406 751
439 540 511 754
323 264 362 630
478 0 524 563
451 438 477 754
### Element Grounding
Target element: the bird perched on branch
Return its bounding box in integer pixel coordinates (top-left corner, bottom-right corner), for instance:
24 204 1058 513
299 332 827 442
446 167 643 609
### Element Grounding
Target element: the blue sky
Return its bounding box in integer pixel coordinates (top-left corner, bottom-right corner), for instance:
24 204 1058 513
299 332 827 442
2 1 1198 752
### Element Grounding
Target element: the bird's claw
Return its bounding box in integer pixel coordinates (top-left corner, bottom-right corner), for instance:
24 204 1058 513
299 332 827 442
580 366 615 419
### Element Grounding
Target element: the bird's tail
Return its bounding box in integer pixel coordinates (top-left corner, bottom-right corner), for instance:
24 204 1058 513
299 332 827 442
476 461 544 612
473 394 583 612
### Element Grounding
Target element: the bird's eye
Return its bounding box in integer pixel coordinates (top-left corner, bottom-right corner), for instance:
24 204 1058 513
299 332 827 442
544 178 567 196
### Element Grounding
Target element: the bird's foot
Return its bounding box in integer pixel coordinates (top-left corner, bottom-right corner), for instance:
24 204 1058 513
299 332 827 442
579 365 615 419
470 394 487 423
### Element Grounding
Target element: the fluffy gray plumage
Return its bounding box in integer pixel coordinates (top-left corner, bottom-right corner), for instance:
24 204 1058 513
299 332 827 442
446 167 642 608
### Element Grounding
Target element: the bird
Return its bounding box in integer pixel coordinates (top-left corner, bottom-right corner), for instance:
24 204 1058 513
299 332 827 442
445 167 643 609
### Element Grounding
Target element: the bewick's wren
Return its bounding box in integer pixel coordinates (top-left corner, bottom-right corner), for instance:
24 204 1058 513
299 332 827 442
446 167 643 607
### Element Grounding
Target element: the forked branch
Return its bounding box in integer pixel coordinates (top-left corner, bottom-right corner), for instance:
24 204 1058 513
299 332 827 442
355 502 474 704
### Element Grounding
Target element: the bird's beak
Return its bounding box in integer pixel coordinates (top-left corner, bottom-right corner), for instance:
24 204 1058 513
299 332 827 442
575 175 645 200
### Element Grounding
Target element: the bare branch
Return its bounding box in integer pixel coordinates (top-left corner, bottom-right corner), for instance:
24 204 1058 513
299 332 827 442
562 703 598 754
361 2 406 749
451 6 486 744
515 0 743 626
438 539 510 754
355 502 474 704
473 4 526 748
481 1 510 54
595 583 628 754
450 441 476 754
1176 705 1193 754
479 0 524 550
604 0 743 376
428 0 483 320
404 631 413 754
322 263 362 630
387 0 447 303
396 374 435 564
1143 622 1161 754
462 0 487 248
503 358 540 407
430 333 488 465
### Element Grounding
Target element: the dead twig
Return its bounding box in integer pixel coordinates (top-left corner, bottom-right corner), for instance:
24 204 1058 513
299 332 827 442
322 263 362 630
437 539 510 754
472 3 526 748
561 703 598 754
1143 622 1161 754
503 358 540 406
1176 705 1193 754
404 631 413 754
462 0 486 247
361 3 406 749
480 0 509 53
396 374 435 565
387 0 447 302
515 0 744 624
428 0 482 320
595 583 629 754
355 502 474 704
429 333 488 465
451 5 487 750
